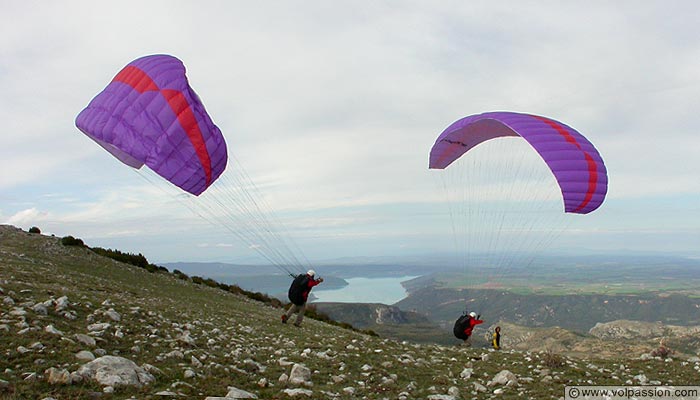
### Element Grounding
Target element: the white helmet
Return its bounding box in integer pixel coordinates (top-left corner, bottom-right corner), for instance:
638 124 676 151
307 269 316 277
469 312 477 318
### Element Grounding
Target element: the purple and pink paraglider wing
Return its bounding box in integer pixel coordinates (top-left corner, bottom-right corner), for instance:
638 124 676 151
75 54 227 196
429 111 608 214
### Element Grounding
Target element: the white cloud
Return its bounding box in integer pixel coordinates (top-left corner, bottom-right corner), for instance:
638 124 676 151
1 1 699 261
4 208 48 227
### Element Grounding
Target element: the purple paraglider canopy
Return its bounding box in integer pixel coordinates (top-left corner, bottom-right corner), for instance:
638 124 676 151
76 54 227 196
429 111 608 214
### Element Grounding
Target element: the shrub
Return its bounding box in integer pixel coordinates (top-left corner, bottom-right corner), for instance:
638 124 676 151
90 247 167 274
61 236 85 247
173 269 190 280
651 345 673 358
28 226 41 234
542 349 565 368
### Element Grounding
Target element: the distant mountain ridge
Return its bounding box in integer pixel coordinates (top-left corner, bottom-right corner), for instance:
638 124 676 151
2 223 700 400
397 287 700 332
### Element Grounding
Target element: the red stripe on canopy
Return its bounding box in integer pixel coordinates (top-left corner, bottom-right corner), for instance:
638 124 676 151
531 115 597 212
161 89 212 186
112 66 159 93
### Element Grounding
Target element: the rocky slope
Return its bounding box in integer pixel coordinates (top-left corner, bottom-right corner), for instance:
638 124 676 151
1 224 699 399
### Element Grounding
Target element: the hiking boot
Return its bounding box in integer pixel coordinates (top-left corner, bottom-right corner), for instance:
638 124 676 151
281 314 288 324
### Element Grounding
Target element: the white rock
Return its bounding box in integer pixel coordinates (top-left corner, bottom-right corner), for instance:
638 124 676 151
17 346 30 354
76 350 96 361
74 334 96 347
61 311 77 320
460 368 473 379
32 303 48 315
289 363 311 385
165 350 184 359
278 357 294 366
474 382 487 392
342 387 355 395
10 307 27 316
87 322 111 332
225 386 258 398
178 332 196 346
282 388 313 397
55 296 69 312
278 373 289 383
184 369 196 379
427 395 456 400
634 374 648 384
488 370 518 386
104 309 121 322
191 355 203 368
493 388 504 394
44 325 64 336
69 371 83 383
76 355 155 387
24 372 38 381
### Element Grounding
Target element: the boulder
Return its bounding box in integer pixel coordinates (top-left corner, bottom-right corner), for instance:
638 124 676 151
488 370 518 386
288 364 311 386
76 355 155 387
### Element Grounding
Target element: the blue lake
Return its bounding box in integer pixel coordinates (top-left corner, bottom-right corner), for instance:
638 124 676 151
311 276 419 304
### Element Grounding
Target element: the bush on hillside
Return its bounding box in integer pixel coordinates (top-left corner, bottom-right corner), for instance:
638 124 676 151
542 349 565 368
61 236 85 247
90 247 168 274
173 270 189 280
28 226 41 234
651 344 673 358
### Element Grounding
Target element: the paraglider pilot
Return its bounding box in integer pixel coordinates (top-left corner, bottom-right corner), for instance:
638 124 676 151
282 270 323 327
453 311 483 346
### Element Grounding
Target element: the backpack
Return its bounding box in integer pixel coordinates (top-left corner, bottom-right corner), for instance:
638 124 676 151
288 274 309 306
453 314 472 340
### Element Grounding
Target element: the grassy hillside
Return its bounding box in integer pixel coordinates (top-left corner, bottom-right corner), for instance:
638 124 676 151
1 225 698 399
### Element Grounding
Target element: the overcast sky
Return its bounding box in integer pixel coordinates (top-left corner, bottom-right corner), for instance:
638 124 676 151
1 1 699 265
